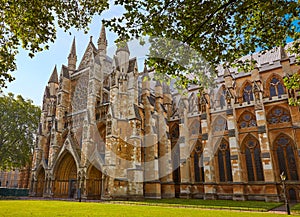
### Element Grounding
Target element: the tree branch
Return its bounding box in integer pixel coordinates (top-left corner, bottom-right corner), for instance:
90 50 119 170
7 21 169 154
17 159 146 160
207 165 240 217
183 0 238 43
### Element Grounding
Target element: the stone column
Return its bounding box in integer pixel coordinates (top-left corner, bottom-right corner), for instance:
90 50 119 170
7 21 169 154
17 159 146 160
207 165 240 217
127 121 144 199
178 98 191 198
255 108 279 202
202 112 217 200
155 83 174 198
226 108 246 201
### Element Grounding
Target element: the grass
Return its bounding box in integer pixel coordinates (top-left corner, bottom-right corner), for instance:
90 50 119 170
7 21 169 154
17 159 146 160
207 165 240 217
111 198 282 212
292 203 300 214
0 200 286 217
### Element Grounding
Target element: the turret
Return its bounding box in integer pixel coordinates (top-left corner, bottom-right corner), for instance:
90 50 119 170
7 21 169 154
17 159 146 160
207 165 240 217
57 65 70 106
68 37 77 71
280 46 292 76
141 64 150 97
155 80 163 101
223 66 234 88
116 40 130 73
163 83 172 119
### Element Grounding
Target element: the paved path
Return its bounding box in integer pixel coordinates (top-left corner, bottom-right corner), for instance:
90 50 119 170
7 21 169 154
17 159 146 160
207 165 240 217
268 202 297 214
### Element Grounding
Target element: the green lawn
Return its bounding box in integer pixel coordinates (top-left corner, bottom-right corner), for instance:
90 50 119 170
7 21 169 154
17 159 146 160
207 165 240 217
0 200 286 217
292 203 300 214
113 198 282 211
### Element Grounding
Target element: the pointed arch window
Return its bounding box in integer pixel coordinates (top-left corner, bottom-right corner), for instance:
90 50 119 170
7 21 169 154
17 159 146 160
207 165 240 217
189 120 201 136
243 136 264 182
220 88 226 109
213 116 228 133
267 107 291 124
275 134 298 181
239 112 257 129
193 142 204 182
170 124 179 139
188 93 198 112
243 83 254 103
269 77 285 97
217 139 232 182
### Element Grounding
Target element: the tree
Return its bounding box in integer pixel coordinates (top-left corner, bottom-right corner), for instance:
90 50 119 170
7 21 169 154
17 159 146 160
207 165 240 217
284 72 300 106
1 1 300 94
0 93 41 169
105 0 300 89
0 0 108 88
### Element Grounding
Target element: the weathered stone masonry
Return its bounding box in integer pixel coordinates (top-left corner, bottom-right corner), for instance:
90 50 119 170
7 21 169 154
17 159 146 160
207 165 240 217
30 26 300 202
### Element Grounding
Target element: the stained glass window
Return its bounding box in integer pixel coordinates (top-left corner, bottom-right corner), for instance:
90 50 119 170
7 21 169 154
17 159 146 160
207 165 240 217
217 85 226 108
190 121 201 136
243 84 254 103
193 143 204 182
245 149 254 181
217 139 232 182
267 107 291 124
244 137 264 182
218 151 225 182
220 95 226 108
171 125 179 138
171 124 180 183
269 77 285 97
71 72 88 112
213 117 228 132
239 112 257 129
275 135 299 181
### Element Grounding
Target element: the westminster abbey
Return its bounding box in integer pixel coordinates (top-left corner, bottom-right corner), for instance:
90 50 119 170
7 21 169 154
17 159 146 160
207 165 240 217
30 25 300 202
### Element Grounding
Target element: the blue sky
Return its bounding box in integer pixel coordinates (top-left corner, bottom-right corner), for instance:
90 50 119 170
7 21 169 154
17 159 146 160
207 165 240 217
4 4 147 106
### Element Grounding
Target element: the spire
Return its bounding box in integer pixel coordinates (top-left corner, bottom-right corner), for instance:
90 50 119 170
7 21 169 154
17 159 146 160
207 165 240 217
142 63 150 91
143 63 148 75
98 24 107 55
48 65 58 83
68 37 77 70
142 63 149 79
69 37 76 58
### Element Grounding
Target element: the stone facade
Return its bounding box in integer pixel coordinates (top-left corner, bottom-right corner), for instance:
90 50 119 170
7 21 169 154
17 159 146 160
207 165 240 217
30 26 300 202
0 167 30 189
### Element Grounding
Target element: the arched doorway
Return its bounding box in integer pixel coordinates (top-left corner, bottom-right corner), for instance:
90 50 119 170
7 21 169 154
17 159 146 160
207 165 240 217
36 167 45 197
86 166 102 199
53 152 77 198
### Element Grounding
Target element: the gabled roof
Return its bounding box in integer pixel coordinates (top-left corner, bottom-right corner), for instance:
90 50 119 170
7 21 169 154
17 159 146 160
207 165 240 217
48 66 58 83
78 37 98 70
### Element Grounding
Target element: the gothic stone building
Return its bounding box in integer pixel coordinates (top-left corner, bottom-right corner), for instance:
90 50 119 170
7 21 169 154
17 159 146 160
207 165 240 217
30 26 300 202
